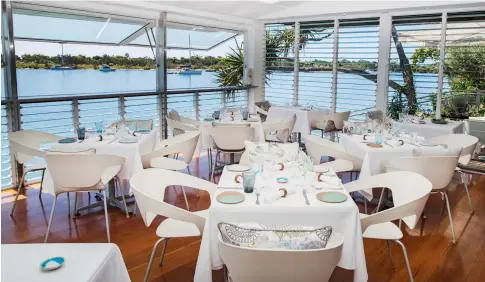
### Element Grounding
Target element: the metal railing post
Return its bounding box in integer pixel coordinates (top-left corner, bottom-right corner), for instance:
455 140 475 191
119 96 126 122
72 99 80 132
293 21 300 107
331 19 339 112
195 92 200 121
435 12 447 120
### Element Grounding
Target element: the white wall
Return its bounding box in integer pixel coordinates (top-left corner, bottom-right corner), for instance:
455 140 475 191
259 1 481 21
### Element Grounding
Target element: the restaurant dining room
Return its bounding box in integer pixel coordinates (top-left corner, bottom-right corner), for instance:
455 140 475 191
1 0 485 281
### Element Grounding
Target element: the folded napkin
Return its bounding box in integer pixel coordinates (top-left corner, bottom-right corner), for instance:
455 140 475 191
362 134 375 141
387 139 405 147
263 186 297 204
119 136 139 143
317 174 342 187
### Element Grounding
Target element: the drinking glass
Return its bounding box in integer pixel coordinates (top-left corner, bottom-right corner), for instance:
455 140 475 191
249 151 262 174
94 121 105 134
242 171 256 193
129 121 137 132
375 132 383 145
77 127 86 140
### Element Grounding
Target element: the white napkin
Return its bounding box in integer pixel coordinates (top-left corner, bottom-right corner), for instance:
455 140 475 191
387 139 405 147
317 174 342 188
263 186 297 204
362 134 375 142
218 182 243 189
119 136 138 142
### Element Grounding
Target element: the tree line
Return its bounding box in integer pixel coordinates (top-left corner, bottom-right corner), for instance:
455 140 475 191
15 53 226 70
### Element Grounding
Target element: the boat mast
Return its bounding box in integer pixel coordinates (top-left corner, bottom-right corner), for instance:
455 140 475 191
61 43 64 66
188 33 192 67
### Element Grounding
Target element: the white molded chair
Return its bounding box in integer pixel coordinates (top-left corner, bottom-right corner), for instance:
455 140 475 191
210 124 254 181
109 119 153 130
263 115 297 143
312 111 351 139
428 134 479 213
8 130 63 215
304 135 362 173
166 109 199 137
141 131 201 210
44 153 125 243
130 168 217 282
384 156 460 243
219 232 344 282
345 171 432 282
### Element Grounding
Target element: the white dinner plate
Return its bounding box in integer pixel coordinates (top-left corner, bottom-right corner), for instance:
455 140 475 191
313 166 330 173
227 164 250 172
119 138 138 144
420 141 438 147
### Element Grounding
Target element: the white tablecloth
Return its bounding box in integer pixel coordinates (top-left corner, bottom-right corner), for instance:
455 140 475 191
1 243 130 282
340 134 416 199
266 107 332 136
199 120 265 150
194 167 368 282
42 131 157 195
398 119 464 139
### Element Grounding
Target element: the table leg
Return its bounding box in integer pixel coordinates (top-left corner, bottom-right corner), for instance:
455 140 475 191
75 179 133 215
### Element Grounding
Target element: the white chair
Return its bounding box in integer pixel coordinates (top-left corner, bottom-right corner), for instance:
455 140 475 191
166 109 199 137
428 134 479 213
109 119 153 130
219 232 344 282
130 168 217 282
8 130 63 215
312 111 351 139
141 131 201 210
44 153 125 243
210 123 254 181
384 156 461 243
263 115 297 143
344 171 432 282
304 135 362 174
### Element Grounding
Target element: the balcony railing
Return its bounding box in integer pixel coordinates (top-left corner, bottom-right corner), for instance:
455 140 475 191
1 86 251 189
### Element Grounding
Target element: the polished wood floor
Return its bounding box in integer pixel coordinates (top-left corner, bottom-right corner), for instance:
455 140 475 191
2 153 485 282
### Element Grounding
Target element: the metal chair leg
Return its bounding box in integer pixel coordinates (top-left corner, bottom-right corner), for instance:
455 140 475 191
102 190 111 243
133 201 137 216
116 177 130 218
386 240 395 269
181 186 190 211
44 195 58 243
10 171 27 216
461 173 474 214
67 192 71 217
73 192 79 218
159 238 170 267
364 198 368 214
38 168 46 198
376 188 385 212
211 151 219 183
395 240 413 282
443 191 457 244
144 238 166 282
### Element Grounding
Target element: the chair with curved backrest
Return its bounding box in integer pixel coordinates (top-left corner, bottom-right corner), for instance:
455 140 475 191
44 153 125 243
130 168 217 282
344 171 432 282
219 232 344 282
428 134 479 213
384 155 461 243
210 123 254 181
8 130 63 215
109 119 154 131
263 115 297 143
304 135 362 173
312 111 351 140
141 131 200 211
166 109 199 137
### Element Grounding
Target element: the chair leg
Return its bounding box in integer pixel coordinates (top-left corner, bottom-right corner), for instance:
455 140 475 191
72 192 78 218
67 192 71 217
207 148 212 180
443 191 457 244
133 202 137 216
116 177 130 218
102 190 111 243
394 240 413 282
364 198 368 214
38 168 46 198
386 240 395 269
376 188 385 212
144 238 166 282
159 238 170 267
10 171 27 216
211 151 219 183
461 173 474 214
44 195 58 243
181 186 190 211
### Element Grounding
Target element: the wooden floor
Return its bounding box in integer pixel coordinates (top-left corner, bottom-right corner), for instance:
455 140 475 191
2 153 485 282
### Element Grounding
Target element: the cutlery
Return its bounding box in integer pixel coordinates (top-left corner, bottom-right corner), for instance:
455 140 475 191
108 138 118 144
217 186 243 190
303 188 310 205
255 189 260 205
385 141 394 148
78 139 84 143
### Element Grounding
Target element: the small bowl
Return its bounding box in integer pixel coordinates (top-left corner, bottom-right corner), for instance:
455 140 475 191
276 177 289 184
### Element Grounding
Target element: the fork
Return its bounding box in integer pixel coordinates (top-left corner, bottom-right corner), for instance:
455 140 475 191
302 188 310 205
255 189 260 205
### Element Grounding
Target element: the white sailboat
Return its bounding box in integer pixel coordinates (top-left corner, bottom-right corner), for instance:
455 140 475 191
179 33 202 75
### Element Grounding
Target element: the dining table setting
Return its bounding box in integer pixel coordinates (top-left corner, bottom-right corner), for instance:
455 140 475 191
194 143 368 282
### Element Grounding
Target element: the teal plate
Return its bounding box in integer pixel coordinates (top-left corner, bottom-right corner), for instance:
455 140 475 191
316 191 348 203
204 117 215 122
41 257 65 271
217 191 245 204
138 129 151 133
58 138 76 144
